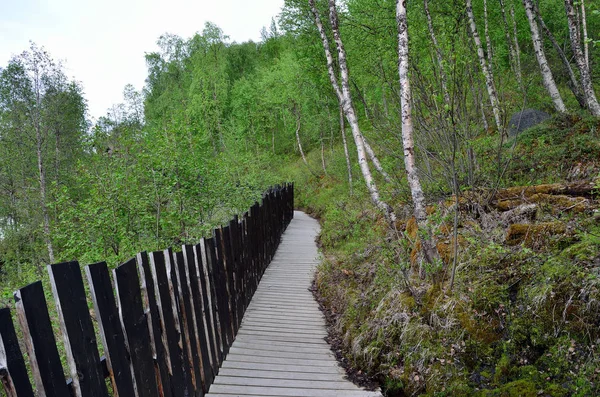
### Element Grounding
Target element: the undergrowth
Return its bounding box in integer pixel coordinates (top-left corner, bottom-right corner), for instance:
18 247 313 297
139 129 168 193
280 114 600 396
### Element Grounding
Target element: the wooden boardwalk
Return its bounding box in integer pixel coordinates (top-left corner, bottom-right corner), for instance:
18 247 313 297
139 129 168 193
207 211 382 397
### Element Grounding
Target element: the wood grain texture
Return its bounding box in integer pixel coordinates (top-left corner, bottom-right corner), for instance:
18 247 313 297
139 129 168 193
206 211 382 397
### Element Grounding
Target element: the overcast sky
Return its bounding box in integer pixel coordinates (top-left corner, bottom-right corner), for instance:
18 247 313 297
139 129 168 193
0 0 284 121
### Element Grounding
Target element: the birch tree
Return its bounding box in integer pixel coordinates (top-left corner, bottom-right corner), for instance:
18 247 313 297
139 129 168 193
523 0 567 113
564 0 600 116
466 0 504 136
424 0 451 105
308 0 396 222
397 0 439 274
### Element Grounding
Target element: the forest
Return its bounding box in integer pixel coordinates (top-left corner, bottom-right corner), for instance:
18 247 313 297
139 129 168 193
1 0 600 395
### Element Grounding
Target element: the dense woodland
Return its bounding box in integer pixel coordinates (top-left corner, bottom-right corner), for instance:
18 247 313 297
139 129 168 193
1 0 600 395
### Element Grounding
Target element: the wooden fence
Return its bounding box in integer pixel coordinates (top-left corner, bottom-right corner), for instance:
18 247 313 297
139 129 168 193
0 184 294 397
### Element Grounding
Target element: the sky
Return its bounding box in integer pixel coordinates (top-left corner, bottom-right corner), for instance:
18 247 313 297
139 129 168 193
0 0 284 121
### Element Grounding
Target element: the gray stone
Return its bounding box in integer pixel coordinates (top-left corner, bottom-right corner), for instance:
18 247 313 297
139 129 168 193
508 109 551 136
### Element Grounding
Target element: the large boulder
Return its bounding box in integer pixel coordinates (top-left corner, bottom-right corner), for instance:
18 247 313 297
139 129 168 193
508 108 550 137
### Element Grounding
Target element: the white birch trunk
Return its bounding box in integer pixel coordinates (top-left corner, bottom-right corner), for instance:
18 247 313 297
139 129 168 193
564 0 600 116
396 0 438 273
340 104 353 194
483 0 495 77
523 0 567 113
466 0 504 136
536 8 586 108
500 0 523 88
510 5 523 85
424 0 451 105
362 137 393 184
293 103 311 171
581 0 589 69
309 0 396 221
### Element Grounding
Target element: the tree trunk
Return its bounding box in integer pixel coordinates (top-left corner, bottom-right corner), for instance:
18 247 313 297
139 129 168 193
340 104 353 195
483 0 495 78
466 0 504 136
510 4 523 86
328 0 395 221
320 129 327 175
309 0 395 221
36 126 54 264
564 0 600 116
397 0 438 276
362 137 393 184
499 0 523 90
523 0 567 113
581 0 589 69
424 0 451 105
293 103 312 174
536 8 586 108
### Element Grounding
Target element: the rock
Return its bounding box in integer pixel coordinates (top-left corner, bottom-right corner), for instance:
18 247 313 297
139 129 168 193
508 109 550 137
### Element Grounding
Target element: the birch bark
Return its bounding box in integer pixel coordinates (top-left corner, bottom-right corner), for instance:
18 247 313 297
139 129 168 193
536 8 585 107
309 0 396 221
466 0 504 136
424 0 451 105
397 0 439 274
340 104 353 195
523 0 566 113
564 0 600 116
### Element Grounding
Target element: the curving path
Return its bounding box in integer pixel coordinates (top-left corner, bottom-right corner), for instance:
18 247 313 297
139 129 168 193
206 211 382 397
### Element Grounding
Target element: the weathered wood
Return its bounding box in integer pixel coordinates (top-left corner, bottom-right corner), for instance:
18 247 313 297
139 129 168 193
174 249 205 396
14 281 70 397
183 244 216 390
198 240 222 366
113 258 160 397
48 261 109 397
85 262 136 397
192 243 219 371
0 308 34 397
206 211 380 397
220 226 238 336
165 249 195 395
148 250 187 397
136 251 173 397
211 231 233 356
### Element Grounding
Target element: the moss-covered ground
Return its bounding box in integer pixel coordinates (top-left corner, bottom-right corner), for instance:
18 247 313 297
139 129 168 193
278 114 600 396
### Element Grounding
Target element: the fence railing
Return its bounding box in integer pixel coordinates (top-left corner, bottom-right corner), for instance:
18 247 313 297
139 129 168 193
0 183 294 397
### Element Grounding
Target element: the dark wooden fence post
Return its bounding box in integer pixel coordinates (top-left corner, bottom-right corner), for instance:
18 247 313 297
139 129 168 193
85 262 136 397
1 184 294 397
0 308 34 397
14 281 70 397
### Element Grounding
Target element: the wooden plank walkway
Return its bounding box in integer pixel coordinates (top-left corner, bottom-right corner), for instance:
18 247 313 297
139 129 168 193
207 211 382 397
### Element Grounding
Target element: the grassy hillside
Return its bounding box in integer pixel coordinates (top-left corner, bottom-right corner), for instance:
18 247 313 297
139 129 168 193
280 114 600 396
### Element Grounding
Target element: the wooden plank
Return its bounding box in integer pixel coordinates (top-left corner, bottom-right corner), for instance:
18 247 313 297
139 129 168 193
220 226 238 335
85 262 136 397
113 258 160 397
174 249 206 395
14 281 70 397
198 240 223 364
0 308 34 397
192 243 220 371
212 375 360 390
216 368 345 382
135 251 173 397
220 360 343 375
182 244 216 390
48 261 109 397
207 384 380 397
211 231 233 355
148 250 188 397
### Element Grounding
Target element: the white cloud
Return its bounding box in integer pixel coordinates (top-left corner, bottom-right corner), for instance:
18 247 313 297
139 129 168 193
0 0 283 120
